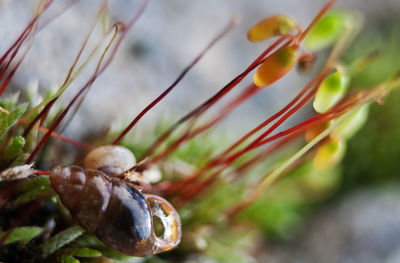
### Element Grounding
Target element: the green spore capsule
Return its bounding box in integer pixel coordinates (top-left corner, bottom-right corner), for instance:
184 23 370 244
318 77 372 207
332 103 369 139
303 11 347 51
313 71 349 113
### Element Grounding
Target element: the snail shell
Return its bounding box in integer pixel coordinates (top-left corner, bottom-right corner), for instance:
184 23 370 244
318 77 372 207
49 165 181 256
84 145 136 177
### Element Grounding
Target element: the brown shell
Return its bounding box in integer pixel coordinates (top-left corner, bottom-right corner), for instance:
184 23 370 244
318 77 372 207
49 165 180 256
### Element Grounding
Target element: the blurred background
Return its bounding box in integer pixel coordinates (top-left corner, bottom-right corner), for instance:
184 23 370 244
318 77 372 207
1 0 400 262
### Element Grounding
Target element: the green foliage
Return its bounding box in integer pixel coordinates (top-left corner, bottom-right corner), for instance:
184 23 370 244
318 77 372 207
9 184 49 208
0 226 43 245
42 226 85 258
56 248 102 263
204 227 257 263
344 25 400 87
15 175 50 193
100 247 144 263
5 136 26 165
245 202 304 239
168 132 229 168
342 88 400 188
70 233 145 263
240 161 341 239
335 22 400 190
0 95 27 142
65 247 102 258
60 255 79 263
7 176 52 208
180 180 246 226
0 94 35 170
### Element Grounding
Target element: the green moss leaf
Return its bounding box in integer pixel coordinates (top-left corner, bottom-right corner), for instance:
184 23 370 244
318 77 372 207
42 226 85 258
68 247 102 257
6 135 25 157
60 255 80 263
9 185 51 208
16 175 50 192
5 135 26 165
0 102 27 141
0 226 43 245
100 246 144 263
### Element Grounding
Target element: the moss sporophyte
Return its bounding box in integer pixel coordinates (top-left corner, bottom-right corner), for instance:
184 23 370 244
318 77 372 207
0 0 399 262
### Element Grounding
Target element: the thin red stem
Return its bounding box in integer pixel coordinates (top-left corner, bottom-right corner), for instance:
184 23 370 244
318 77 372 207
160 73 323 195
252 88 378 148
0 0 54 67
0 0 54 96
219 72 327 166
149 84 260 164
175 165 226 208
26 84 92 164
175 87 371 205
23 3 106 137
25 0 150 163
0 199 44 246
229 133 300 181
33 169 50 176
215 75 320 160
37 0 80 31
112 19 237 145
0 34 27 81
0 49 30 96
142 35 290 158
23 100 55 137
17 116 91 150
297 0 337 43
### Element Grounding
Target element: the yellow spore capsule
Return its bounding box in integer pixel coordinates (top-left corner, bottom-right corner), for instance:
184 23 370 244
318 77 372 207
313 71 349 113
247 15 296 42
313 137 346 171
305 121 332 143
253 45 298 88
